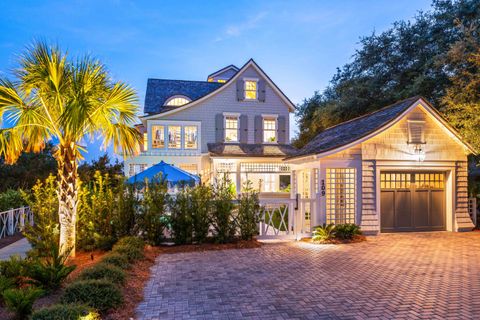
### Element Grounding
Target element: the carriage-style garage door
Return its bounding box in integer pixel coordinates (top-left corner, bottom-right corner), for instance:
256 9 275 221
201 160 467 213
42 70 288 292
380 172 445 232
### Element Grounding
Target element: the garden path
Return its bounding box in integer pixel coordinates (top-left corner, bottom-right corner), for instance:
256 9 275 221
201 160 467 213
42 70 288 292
0 238 30 260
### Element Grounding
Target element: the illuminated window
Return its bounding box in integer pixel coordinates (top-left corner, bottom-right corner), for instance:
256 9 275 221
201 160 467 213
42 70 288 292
168 126 181 149
184 126 198 149
165 96 190 106
179 163 198 175
263 118 276 143
326 168 356 224
152 125 165 148
244 80 257 100
217 79 226 83
225 116 239 142
143 133 148 151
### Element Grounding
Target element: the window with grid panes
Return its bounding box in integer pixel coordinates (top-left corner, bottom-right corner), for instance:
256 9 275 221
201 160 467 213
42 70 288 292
225 116 239 142
326 168 356 224
263 118 276 143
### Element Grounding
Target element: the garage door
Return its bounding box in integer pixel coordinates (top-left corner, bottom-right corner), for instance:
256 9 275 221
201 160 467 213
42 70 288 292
380 172 445 232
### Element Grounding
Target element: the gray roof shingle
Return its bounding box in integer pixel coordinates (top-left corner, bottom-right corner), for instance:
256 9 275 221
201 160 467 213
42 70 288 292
290 96 421 159
208 143 297 157
144 79 223 114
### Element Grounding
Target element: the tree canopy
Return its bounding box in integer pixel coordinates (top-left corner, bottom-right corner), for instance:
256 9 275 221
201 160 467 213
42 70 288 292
294 0 480 150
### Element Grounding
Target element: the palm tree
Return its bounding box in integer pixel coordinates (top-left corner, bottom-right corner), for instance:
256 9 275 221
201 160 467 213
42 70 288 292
0 42 141 256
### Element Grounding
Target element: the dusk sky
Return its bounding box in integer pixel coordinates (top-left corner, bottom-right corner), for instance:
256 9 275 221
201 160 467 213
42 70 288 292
0 0 432 162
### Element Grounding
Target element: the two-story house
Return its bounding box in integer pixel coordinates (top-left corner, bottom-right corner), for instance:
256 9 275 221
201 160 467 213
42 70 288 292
125 59 297 194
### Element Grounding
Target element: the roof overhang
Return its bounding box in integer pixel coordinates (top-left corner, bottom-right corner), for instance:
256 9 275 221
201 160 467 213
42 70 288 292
285 97 476 163
140 59 295 122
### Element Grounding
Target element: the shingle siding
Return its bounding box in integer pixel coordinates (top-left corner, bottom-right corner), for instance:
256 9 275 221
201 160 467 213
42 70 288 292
150 66 291 153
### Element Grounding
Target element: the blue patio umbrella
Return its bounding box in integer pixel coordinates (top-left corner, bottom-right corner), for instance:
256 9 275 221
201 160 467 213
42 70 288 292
127 161 200 186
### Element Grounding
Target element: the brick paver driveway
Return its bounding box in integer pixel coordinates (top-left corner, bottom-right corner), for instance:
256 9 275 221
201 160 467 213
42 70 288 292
137 232 480 319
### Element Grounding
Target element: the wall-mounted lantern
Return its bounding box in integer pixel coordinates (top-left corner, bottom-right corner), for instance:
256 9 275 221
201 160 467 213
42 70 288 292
413 144 426 162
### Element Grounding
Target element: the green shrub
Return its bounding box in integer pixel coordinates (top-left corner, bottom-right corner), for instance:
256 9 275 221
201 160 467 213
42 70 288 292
0 275 16 298
2 287 44 320
191 184 213 243
140 176 169 245
169 187 193 244
111 180 140 239
112 244 144 262
22 175 59 257
78 262 125 285
31 304 100 320
27 242 76 291
312 224 335 242
101 253 131 269
334 224 362 240
210 176 236 243
0 255 28 286
116 236 144 250
237 181 260 240
0 189 26 212
62 279 123 313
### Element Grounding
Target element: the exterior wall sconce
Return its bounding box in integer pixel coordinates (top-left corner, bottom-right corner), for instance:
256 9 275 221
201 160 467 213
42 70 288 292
413 144 426 162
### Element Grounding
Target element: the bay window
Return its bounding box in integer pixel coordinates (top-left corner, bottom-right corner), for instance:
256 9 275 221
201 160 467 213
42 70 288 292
184 126 198 149
168 126 181 149
152 125 165 148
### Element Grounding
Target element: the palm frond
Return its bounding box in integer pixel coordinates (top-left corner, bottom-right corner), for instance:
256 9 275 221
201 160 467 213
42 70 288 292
0 128 23 164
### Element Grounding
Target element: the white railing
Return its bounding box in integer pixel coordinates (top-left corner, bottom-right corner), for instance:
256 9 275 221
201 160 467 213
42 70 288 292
468 198 477 227
0 207 33 239
258 198 296 239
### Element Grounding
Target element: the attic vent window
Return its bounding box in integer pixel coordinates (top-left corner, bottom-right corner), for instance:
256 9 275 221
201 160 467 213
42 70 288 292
165 96 191 107
407 120 426 144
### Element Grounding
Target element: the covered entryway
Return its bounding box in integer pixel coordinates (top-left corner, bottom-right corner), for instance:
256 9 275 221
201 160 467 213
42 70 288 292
380 172 446 232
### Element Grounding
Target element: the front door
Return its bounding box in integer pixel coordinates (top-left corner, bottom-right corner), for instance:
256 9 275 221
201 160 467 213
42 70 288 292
380 172 445 232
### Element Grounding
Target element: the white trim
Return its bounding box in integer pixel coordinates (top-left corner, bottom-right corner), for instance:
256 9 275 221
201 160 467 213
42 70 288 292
285 98 475 163
223 114 240 143
141 59 295 121
375 163 455 233
147 120 201 154
223 112 241 117
262 115 278 144
164 95 191 106
243 77 259 101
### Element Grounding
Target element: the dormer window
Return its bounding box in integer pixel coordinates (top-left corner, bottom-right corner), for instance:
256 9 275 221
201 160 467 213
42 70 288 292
244 80 257 100
165 96 191 107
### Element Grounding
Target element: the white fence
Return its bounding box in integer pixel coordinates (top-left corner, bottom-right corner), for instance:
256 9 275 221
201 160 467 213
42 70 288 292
258 195 315 240
0 207 33 239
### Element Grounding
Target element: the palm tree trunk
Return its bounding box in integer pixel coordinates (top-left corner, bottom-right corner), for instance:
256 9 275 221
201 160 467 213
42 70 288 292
58 143 78 257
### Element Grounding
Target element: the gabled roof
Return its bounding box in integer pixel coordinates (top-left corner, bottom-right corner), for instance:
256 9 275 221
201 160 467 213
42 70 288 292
144 79 223 114
288 96 476 160
208 143 297 157
207 64 239 79
142 59 295 120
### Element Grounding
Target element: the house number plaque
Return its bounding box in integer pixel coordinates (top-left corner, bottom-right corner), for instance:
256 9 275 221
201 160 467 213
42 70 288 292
321 179 326 196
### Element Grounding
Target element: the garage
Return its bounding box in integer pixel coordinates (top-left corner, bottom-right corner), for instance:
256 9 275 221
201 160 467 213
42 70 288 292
380 172 446 232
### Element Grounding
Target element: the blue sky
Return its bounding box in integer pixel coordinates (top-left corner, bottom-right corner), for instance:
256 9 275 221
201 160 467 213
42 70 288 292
0 0 432 162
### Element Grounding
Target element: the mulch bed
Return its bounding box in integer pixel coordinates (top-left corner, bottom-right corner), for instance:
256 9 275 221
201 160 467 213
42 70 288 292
301 235 367 244
0 233 24 250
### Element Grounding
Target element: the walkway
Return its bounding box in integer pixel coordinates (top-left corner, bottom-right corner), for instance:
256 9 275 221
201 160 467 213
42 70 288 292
0 238 31 260
137 232 480 319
